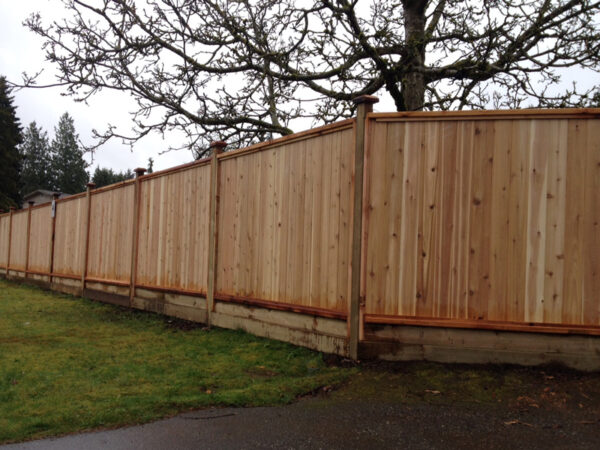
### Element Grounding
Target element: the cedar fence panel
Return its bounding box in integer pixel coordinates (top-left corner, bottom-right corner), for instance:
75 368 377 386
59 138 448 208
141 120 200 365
28 205 52 273
362 115 600 328
86 184 135 283
216 122 355 315
0 214 9 267
8 210 28 271
136 164 211 293
53 196 87 277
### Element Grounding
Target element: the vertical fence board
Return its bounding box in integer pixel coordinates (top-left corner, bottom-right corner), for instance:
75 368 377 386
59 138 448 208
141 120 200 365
582 121 600 325
506 120 530 322
0 215 9 267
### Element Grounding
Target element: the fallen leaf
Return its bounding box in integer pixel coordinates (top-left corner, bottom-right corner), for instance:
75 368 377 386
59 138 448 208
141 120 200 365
425 389 441 395
504 420 533 427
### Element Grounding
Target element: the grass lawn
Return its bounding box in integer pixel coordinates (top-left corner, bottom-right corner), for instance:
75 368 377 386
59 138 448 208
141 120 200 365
0 279 352 444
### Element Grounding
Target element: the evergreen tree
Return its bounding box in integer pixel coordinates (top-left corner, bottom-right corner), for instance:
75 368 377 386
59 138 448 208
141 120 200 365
147 157 154 174
51 112 88 193
0 76 23 210
91 167 134 188
20 122 53 195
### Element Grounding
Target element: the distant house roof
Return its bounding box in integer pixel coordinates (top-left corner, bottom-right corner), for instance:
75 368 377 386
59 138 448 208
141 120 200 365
23 189 71 201
22 190 73 208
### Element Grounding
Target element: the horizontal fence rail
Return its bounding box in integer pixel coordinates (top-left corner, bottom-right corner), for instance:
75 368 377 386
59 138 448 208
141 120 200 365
1 107 599 360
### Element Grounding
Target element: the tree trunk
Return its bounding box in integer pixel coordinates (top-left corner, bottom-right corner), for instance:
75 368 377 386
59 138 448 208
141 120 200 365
401 0 427 111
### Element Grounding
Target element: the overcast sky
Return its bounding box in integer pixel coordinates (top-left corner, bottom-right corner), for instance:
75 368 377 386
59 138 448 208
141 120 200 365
0 0 195 173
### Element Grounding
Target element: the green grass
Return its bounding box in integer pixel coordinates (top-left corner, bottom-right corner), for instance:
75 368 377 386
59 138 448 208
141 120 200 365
0 279 351 444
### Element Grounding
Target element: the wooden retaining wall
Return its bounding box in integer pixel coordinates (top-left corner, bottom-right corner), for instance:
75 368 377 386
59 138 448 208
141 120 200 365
1 104 599 370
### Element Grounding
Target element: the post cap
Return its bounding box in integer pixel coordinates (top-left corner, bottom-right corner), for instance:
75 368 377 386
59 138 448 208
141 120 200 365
353 95 379 105
210 141 227 153
9 206 16 211
52 192 61 200
28 201 35 207
86 182 97 190
134 167 147 177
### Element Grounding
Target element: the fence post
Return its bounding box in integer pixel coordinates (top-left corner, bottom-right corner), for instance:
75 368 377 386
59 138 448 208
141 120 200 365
81 182 96 294
7 206 16 276
130 167 146 306
207 140 227 328
349 95 378 360
49 193 60 285
25 201 34 278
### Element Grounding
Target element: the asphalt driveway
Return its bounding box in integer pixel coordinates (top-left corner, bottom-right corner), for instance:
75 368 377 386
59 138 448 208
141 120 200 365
4 385 599 450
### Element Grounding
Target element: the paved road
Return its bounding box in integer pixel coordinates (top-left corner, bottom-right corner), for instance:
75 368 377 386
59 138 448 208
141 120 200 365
4 395 599 450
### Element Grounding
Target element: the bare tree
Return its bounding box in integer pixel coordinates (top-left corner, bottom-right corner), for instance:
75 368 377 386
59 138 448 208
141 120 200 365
20 0 600 158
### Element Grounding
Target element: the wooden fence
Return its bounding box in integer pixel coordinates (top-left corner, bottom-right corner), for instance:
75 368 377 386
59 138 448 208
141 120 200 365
362 110 600 336
1 103 599 364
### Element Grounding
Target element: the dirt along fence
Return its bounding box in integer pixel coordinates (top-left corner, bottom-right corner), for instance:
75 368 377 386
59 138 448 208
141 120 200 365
2 99 600 370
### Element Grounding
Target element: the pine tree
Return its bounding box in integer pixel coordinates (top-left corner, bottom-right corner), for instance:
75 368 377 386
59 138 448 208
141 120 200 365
0 76 23 210
20 122 53 195
51 113 89 194
147 157 154 174
91 167 134 188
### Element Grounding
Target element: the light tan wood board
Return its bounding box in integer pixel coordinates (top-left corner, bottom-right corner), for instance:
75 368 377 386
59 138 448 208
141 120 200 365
86 185 135 282
28 205 52 272
136 164 211 292
216 126 355 314
53 197 87 277
363 117 600 327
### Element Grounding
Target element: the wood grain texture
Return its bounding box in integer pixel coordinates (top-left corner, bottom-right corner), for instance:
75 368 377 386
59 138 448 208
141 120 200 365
27 205 52 273
53 196 87 277
0 215 9 267
363 117 600 328
216 126 355 314
8 211 28 270
2 109 598 334
136 164 211 293
86 185 135 282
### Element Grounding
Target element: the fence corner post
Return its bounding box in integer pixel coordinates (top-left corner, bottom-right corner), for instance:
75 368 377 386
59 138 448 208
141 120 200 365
130 167 146 306
25 201 34 279
82 182 96 295
207 140 227 329
49 193 60 285
349 95 379 360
